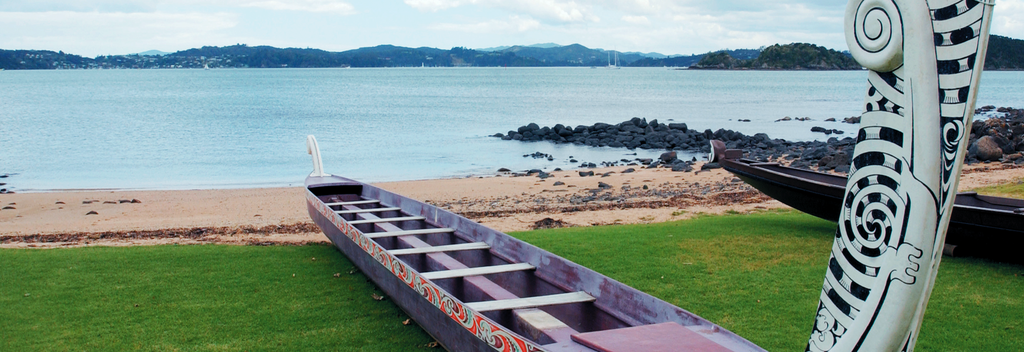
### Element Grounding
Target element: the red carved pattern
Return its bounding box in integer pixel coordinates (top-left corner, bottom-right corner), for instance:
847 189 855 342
307 191 544 352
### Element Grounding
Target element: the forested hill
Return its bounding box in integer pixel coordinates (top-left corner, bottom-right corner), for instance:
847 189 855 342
629 49 760 68
3 36 1024 70
986 35 1024 70
691 43 861 70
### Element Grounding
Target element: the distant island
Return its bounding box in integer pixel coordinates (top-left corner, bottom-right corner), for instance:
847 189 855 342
2 35 1022 70
690 43 860 70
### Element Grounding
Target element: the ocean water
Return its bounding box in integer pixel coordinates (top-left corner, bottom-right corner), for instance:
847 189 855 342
1 68 1021 191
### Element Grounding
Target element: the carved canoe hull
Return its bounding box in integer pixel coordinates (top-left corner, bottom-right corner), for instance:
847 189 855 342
305 174 766 352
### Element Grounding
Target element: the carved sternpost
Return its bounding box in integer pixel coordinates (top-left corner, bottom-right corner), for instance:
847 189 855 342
807 1 994 351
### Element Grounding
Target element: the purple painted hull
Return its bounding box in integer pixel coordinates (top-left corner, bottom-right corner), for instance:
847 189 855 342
305 174 766 352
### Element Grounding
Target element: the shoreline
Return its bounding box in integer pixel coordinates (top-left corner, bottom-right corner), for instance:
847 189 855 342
1 161 1021 248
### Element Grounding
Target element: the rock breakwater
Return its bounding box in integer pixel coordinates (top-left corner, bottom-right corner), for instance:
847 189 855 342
495 107 1024 175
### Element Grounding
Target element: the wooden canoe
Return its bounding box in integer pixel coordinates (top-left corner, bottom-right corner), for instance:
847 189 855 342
303 137 765 352
710 140 1024 261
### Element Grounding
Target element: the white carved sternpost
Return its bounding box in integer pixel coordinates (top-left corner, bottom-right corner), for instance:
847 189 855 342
807 1 994 351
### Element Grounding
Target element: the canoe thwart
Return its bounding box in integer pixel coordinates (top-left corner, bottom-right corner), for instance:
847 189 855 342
420 263 535 280
348 216 425 225
325 199 380 206
389 242 491 256
466 291 595 313
335 207 401 215
363 228 455 239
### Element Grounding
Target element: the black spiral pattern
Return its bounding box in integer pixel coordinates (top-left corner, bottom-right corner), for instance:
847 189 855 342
809 0 993 350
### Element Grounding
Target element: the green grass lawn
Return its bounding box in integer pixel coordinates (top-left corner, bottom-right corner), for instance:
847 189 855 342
2 210 1021 351
0 244 434 351
512 210 1024 351
972 177 1024 198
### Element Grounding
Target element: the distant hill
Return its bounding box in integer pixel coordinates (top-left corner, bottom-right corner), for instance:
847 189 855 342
496 44 644 66
691 43 860 70
477 43 562 52
629 49 760 67
136 50 170 56
4 36 1022 70
986 35 1024 70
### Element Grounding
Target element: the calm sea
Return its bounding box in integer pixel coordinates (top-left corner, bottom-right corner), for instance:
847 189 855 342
1 68 1021 191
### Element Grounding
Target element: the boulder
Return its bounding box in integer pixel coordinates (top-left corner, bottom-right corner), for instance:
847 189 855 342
668 123 688 132
659 151 677 163
969 135 1004 161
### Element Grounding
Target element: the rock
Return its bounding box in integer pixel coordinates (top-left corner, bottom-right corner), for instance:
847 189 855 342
671 164 693 172
777 116 792 122
843 116 861 124
497 168 511 172
831 129 844 135
597 182 612 189
668 123 688 132
86 211 99 215
659 151 677 163
622 168 635 174
811 126 830 134
825 118 837 122
579 171 595 177
553 181 565 186
969 135 1004 161
533 218 571 230
700 163 722 170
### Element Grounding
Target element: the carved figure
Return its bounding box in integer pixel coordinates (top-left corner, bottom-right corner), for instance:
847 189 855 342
808 1 995 351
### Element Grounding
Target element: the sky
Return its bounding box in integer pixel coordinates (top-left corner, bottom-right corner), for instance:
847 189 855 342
0 0 1021 57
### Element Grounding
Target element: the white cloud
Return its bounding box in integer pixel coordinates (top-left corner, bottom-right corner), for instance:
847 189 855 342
621 15 649 25
0 11 239 56
239 0 355 14
429 15 541 33
991 0 1024 37
404 0 469 12
406 0 599 24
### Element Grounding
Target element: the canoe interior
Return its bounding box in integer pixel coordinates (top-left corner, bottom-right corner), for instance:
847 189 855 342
306 176 765 352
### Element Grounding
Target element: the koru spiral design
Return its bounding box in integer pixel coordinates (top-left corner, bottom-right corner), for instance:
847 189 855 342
809 1 994 351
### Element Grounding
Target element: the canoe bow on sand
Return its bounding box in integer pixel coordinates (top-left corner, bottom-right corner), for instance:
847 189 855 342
304 136 765 352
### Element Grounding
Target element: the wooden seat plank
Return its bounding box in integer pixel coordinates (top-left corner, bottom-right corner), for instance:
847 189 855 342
364 228 455 239
335 207 401 215
466 291 594 312
324 199 380 206
389 242 491 256
420 263 534 280
348 216 425 225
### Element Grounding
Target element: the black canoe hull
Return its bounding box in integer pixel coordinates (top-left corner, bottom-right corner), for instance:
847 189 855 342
712 142 1024 262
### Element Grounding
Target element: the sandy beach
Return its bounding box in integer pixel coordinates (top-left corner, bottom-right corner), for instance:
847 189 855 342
1 161 1021 248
